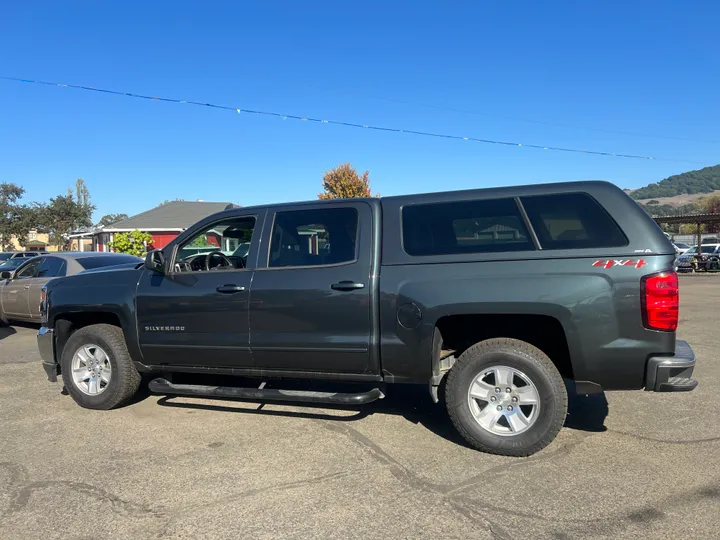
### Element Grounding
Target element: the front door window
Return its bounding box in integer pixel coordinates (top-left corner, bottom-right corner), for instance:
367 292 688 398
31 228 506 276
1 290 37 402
174 217 256 272
14 259 41 278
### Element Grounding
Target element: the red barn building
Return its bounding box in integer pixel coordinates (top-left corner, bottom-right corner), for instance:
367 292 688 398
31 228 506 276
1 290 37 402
93 201 237 252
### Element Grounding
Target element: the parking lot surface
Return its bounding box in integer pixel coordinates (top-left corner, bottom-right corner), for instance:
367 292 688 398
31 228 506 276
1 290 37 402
1 276 718 539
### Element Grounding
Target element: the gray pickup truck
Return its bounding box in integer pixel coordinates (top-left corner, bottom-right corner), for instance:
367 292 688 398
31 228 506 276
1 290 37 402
37 181 697 456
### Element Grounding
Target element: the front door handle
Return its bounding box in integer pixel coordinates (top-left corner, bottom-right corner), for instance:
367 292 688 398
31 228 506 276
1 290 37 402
216 284 246 294
24 285 31 289
331 281 365 291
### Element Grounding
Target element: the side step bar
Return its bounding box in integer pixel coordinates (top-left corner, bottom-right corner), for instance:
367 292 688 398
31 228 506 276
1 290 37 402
148 378 385 405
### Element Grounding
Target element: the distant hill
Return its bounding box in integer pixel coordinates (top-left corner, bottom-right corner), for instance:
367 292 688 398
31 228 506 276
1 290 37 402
629 164 720 200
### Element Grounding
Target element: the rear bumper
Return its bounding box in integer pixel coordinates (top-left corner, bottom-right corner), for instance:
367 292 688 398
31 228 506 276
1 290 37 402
37 326 58 382
645 340 698 392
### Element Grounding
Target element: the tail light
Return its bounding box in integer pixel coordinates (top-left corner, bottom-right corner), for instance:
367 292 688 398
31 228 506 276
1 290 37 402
641 272 679 331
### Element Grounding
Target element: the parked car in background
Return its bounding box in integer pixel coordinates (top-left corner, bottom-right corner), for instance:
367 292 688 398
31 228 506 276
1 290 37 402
0 251 44 262
672 242 691 255
0 257 32 272
676 244 720 272
1 252 142 324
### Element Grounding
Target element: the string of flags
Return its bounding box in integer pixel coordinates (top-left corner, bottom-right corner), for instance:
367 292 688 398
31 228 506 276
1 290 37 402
0 76 705 164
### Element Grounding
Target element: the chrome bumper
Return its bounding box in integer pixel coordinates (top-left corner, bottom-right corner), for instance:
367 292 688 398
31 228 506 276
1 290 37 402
37 327 58 382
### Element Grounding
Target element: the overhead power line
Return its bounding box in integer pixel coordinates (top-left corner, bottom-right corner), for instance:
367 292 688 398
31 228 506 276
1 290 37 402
324 88 720 145
169 71 720 145
0 76 707 164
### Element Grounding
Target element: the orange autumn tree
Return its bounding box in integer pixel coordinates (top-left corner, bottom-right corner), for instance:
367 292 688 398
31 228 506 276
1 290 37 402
318 163 377 199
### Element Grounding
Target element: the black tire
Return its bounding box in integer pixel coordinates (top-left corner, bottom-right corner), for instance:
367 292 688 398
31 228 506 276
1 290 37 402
60 324 141 410
445 338 567 457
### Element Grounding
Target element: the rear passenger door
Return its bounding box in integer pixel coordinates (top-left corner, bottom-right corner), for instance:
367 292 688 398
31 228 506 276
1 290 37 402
27 256 68 320
250 202 374 375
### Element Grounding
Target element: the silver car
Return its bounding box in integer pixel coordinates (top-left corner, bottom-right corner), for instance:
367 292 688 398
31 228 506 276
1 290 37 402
0 253 141 323
676 244 720 272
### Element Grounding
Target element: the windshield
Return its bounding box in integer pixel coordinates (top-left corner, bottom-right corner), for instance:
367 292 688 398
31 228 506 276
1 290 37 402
674 243 689 249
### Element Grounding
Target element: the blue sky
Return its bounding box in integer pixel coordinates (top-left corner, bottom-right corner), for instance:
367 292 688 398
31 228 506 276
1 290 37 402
1 1 718 220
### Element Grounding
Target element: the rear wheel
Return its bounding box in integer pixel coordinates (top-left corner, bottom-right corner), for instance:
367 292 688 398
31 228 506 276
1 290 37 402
60 324 141 410
445 338 567 457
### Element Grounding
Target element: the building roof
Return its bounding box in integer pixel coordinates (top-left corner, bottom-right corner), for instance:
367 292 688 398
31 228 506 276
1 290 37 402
652 213 720 226
102 201 238 232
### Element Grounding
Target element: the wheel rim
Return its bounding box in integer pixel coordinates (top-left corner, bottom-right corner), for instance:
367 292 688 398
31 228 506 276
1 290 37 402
467 365 540 436
71 344 112 396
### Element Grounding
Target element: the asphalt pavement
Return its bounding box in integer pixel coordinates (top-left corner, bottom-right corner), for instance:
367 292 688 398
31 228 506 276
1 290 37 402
1 275 718 539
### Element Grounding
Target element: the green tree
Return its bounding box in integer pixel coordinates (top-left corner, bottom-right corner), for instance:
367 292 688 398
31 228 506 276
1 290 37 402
679 223 699 235
697 194 720 233
318 163 376 199
97 213 129 227
37 192 95 249
0 183 33 250
75 178 91 209
697 194 720 214
189 235 214 247
108 230 153 257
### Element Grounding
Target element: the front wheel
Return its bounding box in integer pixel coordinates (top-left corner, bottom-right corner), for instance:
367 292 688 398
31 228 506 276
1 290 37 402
445 338 567 457
60 324 141 410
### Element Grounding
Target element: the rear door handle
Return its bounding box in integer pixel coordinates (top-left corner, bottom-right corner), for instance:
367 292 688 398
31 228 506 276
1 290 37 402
216 284 246 294
331 281 365 291
24 285 31 289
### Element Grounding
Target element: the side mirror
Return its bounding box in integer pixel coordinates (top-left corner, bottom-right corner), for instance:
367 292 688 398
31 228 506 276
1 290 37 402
0 271 12 280
144 250 166 273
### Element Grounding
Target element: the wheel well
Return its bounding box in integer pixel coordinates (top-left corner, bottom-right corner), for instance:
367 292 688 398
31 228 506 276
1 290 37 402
54 312 123 372
435 314 573 379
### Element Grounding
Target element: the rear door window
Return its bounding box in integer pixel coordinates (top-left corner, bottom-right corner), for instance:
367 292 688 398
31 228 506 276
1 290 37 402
269 207 358 267
79 255 142 270
36 257 67 277
521 193 628 250
402 198 533 256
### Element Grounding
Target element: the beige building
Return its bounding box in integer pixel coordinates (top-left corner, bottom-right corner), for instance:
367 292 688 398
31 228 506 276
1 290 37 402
5 229 60 252
68 233 94 252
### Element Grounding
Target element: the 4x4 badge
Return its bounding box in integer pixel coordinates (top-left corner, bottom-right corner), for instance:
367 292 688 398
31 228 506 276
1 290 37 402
592 259 647 269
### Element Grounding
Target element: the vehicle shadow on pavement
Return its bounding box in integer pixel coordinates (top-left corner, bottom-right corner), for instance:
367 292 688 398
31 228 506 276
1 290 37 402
0 325 18 341
154 380 471 447
151 376 608 448
564 384 609 433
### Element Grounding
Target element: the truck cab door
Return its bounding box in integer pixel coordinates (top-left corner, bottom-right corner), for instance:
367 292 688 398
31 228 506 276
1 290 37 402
250 201 377 375
136 209 265 369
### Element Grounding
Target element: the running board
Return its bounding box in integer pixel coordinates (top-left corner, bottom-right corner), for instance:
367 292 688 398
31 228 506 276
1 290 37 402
148 378 385 405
